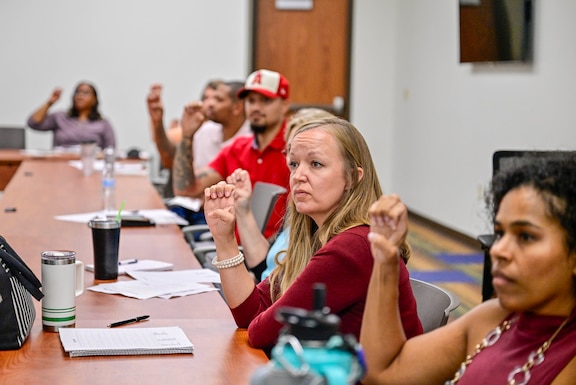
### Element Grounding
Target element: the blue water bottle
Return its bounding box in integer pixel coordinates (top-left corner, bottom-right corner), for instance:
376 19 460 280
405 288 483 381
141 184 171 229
101 147 116 215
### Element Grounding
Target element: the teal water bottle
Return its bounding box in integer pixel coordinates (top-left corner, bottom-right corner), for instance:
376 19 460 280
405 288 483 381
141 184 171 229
250 284 365 385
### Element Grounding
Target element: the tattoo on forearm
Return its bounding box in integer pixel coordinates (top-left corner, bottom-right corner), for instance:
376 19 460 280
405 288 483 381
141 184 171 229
173 139 195 192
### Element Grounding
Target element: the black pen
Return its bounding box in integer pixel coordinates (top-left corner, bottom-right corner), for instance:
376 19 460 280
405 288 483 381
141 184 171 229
107 315 150 328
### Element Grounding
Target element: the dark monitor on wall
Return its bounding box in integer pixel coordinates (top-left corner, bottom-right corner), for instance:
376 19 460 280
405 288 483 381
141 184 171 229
459 0 533 63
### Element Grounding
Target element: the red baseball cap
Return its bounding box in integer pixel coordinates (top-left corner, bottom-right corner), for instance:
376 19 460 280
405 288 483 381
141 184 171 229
238 69 290 99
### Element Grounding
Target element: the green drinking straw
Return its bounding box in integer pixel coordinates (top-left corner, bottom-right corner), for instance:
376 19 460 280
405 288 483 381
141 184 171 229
115 200 125 223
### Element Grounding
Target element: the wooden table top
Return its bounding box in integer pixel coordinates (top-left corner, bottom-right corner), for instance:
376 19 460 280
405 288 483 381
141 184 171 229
0 148 85 162
0 148 148 190
0 160 268 385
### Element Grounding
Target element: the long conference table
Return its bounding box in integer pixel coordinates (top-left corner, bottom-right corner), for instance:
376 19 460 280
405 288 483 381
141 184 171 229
0 159 268 384
0 148 100 190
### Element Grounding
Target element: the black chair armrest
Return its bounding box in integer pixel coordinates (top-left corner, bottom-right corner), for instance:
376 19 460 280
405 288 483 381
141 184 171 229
477 234 496 301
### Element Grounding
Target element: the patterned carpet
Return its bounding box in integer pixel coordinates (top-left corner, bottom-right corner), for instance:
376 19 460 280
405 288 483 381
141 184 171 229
406 216 485 319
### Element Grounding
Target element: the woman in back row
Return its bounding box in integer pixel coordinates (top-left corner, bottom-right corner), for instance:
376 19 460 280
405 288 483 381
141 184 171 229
362 154 576 384
27 81 116 149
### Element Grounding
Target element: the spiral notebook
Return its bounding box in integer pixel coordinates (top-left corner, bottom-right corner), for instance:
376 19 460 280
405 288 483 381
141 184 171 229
59 327 194 357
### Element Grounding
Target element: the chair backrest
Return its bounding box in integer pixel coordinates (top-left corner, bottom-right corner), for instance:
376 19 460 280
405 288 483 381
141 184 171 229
493 150 575 174
479 150 576 301
250 182 288 234
410 278 460 333
0 127 26 149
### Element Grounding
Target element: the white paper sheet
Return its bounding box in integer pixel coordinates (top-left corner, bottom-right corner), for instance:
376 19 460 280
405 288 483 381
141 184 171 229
87 279 216 300
54 209 189 226
127 269 221 284
87 269 220 299
165 196 203 212
86 259 174 275
68 160 149 175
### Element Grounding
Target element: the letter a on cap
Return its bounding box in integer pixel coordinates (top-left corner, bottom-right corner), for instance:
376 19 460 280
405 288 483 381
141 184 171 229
251 71 263 85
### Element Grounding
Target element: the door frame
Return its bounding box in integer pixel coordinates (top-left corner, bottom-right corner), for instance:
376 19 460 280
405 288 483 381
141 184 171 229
249 0 354 119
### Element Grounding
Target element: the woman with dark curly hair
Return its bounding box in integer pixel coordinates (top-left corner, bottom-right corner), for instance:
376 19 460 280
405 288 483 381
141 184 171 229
361 153 576 385
27 81 116 149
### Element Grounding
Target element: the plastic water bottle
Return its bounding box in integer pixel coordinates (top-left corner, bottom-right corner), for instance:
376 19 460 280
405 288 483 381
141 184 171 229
102 147 116 215
250 284 365 385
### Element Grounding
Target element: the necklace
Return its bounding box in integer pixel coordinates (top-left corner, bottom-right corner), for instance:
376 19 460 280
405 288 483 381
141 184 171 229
445 314 571 385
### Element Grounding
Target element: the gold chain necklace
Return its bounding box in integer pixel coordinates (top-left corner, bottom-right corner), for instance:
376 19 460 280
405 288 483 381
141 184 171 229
445 314 571 385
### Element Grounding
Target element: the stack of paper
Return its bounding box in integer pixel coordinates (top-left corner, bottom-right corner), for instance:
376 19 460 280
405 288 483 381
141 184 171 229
55 209 189 226
87 269 221 299
86 259 174 275
68 160 149 175
165 196 202 212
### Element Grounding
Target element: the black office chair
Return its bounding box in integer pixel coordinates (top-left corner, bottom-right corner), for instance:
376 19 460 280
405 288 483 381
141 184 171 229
479 150 574 301
0 127 26 149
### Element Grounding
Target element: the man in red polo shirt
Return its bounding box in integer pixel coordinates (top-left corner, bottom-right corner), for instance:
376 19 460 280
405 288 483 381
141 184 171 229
172 69 290 239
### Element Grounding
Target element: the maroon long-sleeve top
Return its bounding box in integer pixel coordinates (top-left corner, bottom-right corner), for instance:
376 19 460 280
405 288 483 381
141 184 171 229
230 225 423 349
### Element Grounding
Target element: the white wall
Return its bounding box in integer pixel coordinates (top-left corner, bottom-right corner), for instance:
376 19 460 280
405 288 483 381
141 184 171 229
3 0 576 237
351 0 576 237
350 0 397 194
0 0 250 164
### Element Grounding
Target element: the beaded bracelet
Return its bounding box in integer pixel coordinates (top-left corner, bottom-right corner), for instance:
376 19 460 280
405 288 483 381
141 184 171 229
212 252 245 269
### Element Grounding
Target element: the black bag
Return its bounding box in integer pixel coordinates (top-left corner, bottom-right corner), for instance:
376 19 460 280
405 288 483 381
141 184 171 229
0 235 43 350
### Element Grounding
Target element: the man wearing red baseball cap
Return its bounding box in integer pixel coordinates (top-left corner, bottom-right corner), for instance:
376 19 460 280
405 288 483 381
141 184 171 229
172 69 291 240
237 69 290 99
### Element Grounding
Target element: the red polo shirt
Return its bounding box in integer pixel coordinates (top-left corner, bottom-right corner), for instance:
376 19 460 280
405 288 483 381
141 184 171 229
209 125 290 239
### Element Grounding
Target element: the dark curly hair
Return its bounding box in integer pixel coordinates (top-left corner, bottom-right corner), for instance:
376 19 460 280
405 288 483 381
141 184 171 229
487 152 576 254
67 81 102 121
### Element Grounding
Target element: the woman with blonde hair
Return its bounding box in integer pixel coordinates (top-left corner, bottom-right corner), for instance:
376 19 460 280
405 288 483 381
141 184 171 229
225 107 336 282
203 117 422 350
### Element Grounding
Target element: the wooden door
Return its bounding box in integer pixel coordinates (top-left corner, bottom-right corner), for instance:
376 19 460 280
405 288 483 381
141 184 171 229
252 0 352 119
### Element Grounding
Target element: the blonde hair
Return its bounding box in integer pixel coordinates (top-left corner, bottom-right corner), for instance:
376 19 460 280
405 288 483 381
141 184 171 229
268 117 383 300
264 109 336 278
285 108 335 143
